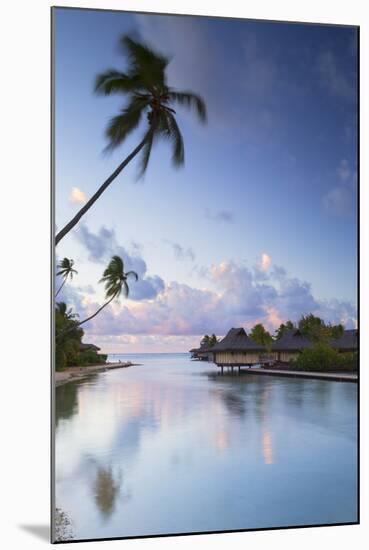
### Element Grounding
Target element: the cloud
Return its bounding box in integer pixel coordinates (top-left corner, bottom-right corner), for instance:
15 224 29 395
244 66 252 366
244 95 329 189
75 225 165 300
205 208 234 223
317 51 356 102
322 159 357 216
322 186 353 216
167 241 195 262
259 253 271 272
69 187 87 205
79 260 356 342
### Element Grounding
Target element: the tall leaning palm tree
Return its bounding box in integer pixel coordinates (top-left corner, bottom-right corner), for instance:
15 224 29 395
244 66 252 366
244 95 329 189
76 255 138 329
55 258 78 297
55 34 207 245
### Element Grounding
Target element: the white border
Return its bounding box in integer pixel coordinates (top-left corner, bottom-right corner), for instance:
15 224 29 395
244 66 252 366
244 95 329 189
1 1 367 549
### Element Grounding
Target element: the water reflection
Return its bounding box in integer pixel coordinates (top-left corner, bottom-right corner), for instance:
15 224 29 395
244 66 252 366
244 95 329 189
93 466 122 520
55 354 357 540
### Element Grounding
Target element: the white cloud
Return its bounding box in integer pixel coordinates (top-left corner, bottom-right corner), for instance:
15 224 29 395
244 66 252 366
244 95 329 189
75 225 165 300
77 260 356 342
259 253 271 272
69 186 87 205
322 159 357 216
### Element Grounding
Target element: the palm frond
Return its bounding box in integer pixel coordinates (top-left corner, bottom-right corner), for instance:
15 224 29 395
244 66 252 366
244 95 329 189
123 280 130 298
120 35 169 90
104 97 148 152
94 69 139 95
158 111 184 166
125 270 139 281
168 90 207 122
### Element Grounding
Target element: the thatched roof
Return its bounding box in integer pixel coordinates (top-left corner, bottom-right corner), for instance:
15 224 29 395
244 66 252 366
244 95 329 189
330 329 358 351
272 330 312 351
211 327 264 352
272 329 358 352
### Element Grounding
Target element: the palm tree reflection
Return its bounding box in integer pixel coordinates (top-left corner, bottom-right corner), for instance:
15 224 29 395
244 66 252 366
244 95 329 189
93 466 122 520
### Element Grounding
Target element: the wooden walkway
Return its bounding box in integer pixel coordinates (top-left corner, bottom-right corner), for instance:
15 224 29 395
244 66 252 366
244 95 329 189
217 365 357 383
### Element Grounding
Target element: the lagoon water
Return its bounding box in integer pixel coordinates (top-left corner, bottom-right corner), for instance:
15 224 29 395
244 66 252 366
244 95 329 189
55 353 358 540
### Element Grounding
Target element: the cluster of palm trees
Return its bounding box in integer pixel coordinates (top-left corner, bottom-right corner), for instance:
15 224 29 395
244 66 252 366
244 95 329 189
200 334 219 348
55 33 207 339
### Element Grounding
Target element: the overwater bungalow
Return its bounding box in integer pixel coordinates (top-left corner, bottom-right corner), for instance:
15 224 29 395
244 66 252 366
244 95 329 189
210 328 266 369
194 327 358 370
190 343 215 361
271 329 358 364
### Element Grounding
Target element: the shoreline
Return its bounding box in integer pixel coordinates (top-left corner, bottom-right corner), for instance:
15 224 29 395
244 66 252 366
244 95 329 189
55 362 140 387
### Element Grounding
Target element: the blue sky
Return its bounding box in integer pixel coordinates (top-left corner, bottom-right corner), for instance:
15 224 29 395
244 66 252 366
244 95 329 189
54 8 358 353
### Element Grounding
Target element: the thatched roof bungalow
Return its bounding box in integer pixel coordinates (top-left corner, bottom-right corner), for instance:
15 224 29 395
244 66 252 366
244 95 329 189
211 328 265 366
271 329 358 363
190 342 216 361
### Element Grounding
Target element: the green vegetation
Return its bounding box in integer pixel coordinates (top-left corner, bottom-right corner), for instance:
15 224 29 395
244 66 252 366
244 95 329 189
76 255 138 330
200 334 218 347
55 255 137 371
293 343 357 372
55 34 207 245
275 320 295 339
250 323 273 350
55 302 107 371
58 255 138 338
298 313 344 342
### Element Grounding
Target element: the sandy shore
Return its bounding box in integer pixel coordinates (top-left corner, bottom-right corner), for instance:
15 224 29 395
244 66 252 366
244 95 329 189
55 362 138 387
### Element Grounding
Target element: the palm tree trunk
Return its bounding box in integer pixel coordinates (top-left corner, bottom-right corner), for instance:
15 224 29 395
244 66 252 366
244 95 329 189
55 278 66 297
55 133 150 245
77 295 115 328
57 295 115 340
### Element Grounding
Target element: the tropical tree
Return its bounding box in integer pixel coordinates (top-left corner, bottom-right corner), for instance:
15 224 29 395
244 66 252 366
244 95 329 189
275 320 295 339
55 302 83 370
55 34 207 245
200 334 218 348
250 323 273 350
298 314 344 342
55 258 78 297
76 255 138 329
200 334 211 348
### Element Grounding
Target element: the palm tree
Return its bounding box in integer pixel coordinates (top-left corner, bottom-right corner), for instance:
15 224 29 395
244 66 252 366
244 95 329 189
76 255 138 329
55 34 207 245
55 258 78 297
57 256 137 339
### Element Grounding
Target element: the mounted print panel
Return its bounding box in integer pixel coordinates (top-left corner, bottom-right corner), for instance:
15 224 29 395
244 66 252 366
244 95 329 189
52 6 359 543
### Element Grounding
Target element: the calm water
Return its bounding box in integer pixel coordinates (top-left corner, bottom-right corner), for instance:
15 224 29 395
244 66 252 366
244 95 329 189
55 353 358 540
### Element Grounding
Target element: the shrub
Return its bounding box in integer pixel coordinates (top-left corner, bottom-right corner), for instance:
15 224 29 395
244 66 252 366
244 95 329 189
336 352 358 371
294 344 358 372
294 343 339 371
74 349 107 366
55 347 67 371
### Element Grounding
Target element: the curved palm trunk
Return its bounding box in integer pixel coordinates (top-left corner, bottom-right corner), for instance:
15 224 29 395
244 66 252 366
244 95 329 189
55 133 150 245
57 295 115 340
55 278 66 297
77 295 115 328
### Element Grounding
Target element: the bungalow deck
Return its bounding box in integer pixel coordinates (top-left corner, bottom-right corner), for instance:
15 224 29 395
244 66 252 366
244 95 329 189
216 364 357 382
